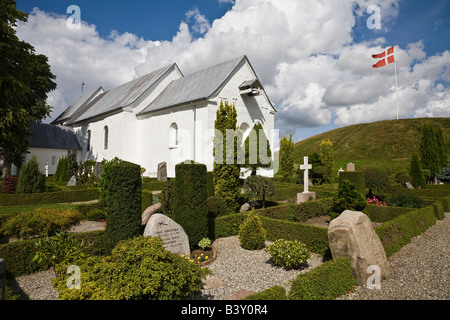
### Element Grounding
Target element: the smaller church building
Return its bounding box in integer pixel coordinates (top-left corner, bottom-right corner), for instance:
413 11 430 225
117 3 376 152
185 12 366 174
46 55 277 178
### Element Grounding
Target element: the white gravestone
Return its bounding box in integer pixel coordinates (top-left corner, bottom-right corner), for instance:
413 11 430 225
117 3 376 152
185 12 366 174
143 213 190 256
297 156 316 203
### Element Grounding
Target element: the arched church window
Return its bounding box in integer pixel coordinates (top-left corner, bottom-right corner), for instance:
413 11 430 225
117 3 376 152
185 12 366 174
104 126 109 150
240 122 250 145
170 123 178 147
87 130 91 152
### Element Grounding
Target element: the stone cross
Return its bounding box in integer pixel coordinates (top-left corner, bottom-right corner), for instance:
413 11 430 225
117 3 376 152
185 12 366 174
300 156 312 193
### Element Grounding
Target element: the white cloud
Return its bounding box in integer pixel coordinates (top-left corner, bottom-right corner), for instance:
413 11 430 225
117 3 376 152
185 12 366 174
15 1 450 135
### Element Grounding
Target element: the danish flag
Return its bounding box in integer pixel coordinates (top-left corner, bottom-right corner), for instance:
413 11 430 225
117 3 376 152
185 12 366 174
372 46 395 68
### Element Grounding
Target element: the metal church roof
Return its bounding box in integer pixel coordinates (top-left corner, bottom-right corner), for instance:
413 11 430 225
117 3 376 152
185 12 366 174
27 123 82 150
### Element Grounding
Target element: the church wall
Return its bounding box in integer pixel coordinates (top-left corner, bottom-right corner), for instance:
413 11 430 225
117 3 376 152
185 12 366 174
24 147 81 176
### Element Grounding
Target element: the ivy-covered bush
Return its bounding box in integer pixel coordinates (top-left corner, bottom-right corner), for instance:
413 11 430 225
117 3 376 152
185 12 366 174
0 208 83 239
99 157 142 251
238 212 266 250
173 162 208 248
52 236 209 300
16 155 46 194
265 239 310 270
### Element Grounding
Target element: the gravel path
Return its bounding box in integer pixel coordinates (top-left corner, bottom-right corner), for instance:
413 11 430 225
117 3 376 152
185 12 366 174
338 212 450 300
9 213 450 300
191 236 325 300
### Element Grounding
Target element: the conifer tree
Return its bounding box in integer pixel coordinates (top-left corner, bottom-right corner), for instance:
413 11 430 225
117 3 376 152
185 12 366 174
434 126 448 170
420 124 440 181
16 155 46 194
320 139 334 183
280 134 294 182
213 100 241 214
409 153 426 188
243 123 272 176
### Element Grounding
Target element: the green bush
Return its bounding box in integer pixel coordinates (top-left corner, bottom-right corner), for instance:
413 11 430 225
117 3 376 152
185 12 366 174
0 230 108 278
330 180 366 220
141 189 154 212
173 162 208 249
441 195 450 212
288 257 357 300
54 156 70 182
386 190 425 208
52 236 209 300
238 212 266 250
375 205 436 257
99 158 142 251
86 208 106 221
432 201 445 220
207 196 228 217
0 208 83 239
243 175 276 208
265 239 310 270
16 155 46 194
0 189 100 206
159 179 174 217
244 285 287 300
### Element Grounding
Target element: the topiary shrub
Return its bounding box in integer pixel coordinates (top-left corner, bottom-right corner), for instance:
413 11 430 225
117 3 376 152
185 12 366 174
16 155 46 194
173 161 208 249
99 157 142 251
265 239 311 270
238 212 266 250
0 208 83 239
52 236 209 300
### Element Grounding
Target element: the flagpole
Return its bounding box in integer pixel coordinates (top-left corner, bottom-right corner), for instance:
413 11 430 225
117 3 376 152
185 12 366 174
394 54 399 120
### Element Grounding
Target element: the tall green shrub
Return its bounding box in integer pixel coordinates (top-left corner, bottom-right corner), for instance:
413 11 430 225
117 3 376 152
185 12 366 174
16 155 45 194
99 157 142 251
54 156 70 182
409 153 426 188
330 180 366 220
420 124 440 181
280 134 294 182
213 100 241 213
243 122 272 176
173 161 208 248
320 139 333 183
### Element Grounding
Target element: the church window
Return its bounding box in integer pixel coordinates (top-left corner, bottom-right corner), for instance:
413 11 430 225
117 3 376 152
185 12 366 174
170 123 178 148
104 126 109 150
87 130 91 152
240 122 250 145
51 156 57 166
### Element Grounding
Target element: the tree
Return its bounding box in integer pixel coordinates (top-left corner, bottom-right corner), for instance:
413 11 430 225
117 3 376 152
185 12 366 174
16 155 45 194
213 100 241 214
330 180 366 220
309 152 325 185
0 0 57 171
243 123 272 176
419 124 440 182
364 168 390 195
320 139 334 183
437 164 450 182
409 153 426 188
243 175 276 208
434 126 448 170
280 134 294 182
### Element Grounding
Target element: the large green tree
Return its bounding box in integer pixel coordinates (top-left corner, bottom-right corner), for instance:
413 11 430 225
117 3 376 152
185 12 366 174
419 124 440 181
0 0 57 171
243 122 272 176
213 100 241 213
320 139 334 183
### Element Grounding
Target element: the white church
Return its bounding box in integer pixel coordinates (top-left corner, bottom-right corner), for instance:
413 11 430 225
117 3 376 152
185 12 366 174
43 55 276 178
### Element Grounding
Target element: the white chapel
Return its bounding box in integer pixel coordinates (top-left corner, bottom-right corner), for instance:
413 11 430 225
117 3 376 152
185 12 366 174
51 55 277 178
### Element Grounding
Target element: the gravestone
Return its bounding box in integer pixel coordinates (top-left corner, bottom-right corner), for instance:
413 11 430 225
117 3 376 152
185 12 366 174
328 210 389 286
297 156 316 203
347 163 355 171
143 213 190 256
94 162 103 179
338 167 344 176
157 161 167 181
404 182 414 189
67 175 77 186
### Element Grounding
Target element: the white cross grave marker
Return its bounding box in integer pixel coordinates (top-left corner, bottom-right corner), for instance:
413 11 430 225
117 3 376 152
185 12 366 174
300 156 312 193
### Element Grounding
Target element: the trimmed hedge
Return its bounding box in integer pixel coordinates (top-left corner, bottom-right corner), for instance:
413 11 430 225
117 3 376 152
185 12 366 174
0 230 107 278
100 158 142 251
432 201 445 220
252 198 333 222
441 195 450 212
141 189 154 212
244 285 287 300
0 189 101 206
339 171 365 196
375 205 436 257
173 162 208 248
214 213 330 255
363 204 413 223
288 257 357 300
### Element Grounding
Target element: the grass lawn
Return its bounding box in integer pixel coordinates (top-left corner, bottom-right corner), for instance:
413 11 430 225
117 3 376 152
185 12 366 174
0 203 77 218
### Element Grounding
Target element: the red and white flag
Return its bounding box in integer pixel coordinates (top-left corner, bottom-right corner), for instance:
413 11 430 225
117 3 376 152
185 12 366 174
372 46 395 68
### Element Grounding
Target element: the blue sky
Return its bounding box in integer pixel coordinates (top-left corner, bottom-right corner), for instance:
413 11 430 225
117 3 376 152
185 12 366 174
15 0 450 142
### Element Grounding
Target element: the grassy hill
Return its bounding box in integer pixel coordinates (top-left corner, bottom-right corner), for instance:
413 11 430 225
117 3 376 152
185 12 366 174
292 118 450 175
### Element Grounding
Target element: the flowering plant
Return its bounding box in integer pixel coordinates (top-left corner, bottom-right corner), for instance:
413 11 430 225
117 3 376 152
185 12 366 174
366 196 387 206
